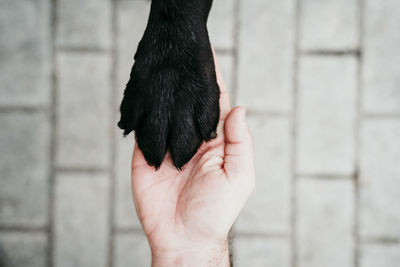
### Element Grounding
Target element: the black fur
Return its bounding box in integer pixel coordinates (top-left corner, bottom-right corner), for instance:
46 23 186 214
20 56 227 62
118 0 220 170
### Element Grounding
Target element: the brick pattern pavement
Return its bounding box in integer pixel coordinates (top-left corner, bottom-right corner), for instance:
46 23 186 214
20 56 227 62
1 0 399 266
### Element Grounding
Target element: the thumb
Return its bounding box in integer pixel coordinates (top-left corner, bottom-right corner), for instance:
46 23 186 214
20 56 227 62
224 107 255 184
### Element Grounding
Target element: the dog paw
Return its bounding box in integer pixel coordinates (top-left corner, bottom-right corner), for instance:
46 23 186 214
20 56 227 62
118 20 220 170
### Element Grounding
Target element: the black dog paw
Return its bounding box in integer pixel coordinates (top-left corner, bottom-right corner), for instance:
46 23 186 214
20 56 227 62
118 0 220 170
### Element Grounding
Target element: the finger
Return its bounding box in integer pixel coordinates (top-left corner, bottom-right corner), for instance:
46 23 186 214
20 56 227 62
131 143 152 194
212 47 231 121
223 107 255 188
132 143 150 169
213 48 227 93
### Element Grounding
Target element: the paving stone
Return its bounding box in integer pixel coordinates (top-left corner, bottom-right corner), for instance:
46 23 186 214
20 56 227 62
233 236 290 267
4 1 400 266
56 52 112 168
235 116 291 234
54 173 110 267
0 0 51 106
56 0 111 49
300 0 359 50
0 112 50 227
362 0 400 113
360 243 400 267
236 0 295 112
360 119 400 238
296 56 357 175
296 178 354 267
113 232 151 267
114 0 150 230
208 0 235 50
0 232 47 267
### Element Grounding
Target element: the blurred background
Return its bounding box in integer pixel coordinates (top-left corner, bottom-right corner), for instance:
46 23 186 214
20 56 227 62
1 0 399 266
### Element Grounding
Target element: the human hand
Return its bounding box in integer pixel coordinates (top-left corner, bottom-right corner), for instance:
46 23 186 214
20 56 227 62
130 51 255 266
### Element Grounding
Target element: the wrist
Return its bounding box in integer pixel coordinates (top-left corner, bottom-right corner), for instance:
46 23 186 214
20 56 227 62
151 239 230 267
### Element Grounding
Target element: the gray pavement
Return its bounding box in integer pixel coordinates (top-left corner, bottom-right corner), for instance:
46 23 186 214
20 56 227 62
1 0 399 266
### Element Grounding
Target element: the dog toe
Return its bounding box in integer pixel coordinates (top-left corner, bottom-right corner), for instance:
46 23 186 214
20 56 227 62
135 112 169 169
169 107 202 169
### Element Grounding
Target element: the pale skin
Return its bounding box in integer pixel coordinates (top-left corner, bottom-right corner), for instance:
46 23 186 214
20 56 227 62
130 50 255 266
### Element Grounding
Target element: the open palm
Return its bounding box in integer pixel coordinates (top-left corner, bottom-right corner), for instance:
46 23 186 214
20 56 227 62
130 54 255 257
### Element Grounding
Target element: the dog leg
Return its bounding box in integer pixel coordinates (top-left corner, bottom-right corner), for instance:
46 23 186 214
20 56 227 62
118 0 220 170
